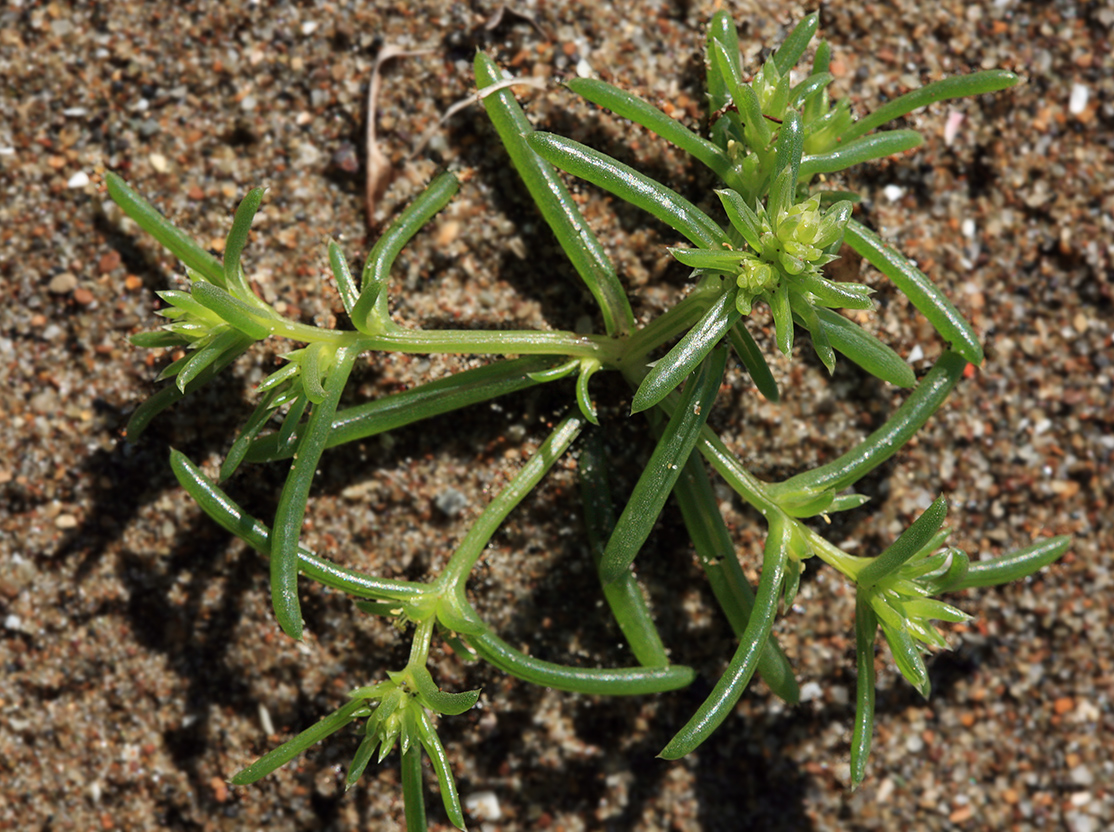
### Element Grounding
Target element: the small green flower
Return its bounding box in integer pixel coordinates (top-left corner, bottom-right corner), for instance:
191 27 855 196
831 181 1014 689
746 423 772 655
852 499 972 698
231 662 477 830
863 556 970 698
669 180 869 371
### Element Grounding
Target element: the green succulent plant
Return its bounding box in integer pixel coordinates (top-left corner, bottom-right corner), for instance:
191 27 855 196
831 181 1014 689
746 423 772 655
106 11 1067 827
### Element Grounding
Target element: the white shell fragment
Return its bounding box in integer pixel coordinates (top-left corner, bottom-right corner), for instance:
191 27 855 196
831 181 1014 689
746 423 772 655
1069 82 1089 116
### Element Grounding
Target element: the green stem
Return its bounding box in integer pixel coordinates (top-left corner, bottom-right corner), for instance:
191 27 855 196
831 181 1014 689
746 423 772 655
435 414 585 590
467 629 695 695
169 448 430 600
618 281 721 376
408 617 436 667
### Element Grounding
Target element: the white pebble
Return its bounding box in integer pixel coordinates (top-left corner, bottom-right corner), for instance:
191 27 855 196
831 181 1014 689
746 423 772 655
258 702 275 736
464 791 501 821
943 110 965 146
67 171 90 188
883 184 905 202
907 344 924 363
1065 811 1097 832
799 681 823 702
1069 763 1094 786
1069 83 1089 115
3 614 22 631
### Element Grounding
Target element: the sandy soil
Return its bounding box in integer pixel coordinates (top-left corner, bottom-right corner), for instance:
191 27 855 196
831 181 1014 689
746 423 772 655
1 1 1111 830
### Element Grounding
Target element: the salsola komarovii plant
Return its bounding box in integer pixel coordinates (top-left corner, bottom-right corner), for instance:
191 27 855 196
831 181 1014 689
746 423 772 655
107 11 1067 827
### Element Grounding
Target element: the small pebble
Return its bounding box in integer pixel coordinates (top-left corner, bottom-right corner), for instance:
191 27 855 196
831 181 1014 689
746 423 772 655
799 681 823 702
54 514 78 530
464 791 501 821
48 272 78 294
1069 83 1089 115
1069 764 1094 787
434 487 468 517
67 171 90 188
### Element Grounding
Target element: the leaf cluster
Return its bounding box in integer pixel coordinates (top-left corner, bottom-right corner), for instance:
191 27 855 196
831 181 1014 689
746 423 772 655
106 11 1067 826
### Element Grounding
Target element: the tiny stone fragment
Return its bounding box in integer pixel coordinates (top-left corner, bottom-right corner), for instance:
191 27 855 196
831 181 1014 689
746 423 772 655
49 272 78 294
434 487 468 518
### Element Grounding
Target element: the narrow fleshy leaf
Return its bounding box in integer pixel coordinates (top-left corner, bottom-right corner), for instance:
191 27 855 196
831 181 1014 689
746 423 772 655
943 535 1070 591
476 52 633 337
766 166 795 226
771 12 819 75
811 307 916 388
230 698 366 785
247 356 552 462
526 357 579 383
789 292 835 373
774 109 804 189
176 326 245 391
789 72 833 109
575 361 600 425
352 170 459 335
567 77 731 180
300 342 329 404
220 386 281 481
668 247 747 272
840 70 1021 144
275 392 308 454
659 518 791 759
773 351 967 495
669 448 799 703
223 187 265 299
705 10 741 121
768 281 793 355
130 330 189 348
327 240 359 318
845 219 982 365
851 594 878 787
467 629 695 695
401 738 427 832
409 666 480 716
528 132 730 249
710 40 771 157
879 618 930 697
578 429 671 668
799 130 923 177
191 281 272 340
631 291 738 414
415 708 467 830
346 731 379 790
156 289 221 324
793 273 874 310
106 172 226 286
169 449 428 600
601 347 727 584
716 189 764 253
857 497 948 589
271 346 357 639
